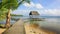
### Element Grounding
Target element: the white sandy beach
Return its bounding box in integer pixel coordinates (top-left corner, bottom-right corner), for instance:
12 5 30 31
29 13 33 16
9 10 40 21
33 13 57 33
0 28 6 34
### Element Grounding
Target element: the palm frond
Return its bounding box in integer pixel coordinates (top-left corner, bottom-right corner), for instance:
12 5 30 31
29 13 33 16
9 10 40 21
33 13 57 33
16 0 30 9
0 0 30 10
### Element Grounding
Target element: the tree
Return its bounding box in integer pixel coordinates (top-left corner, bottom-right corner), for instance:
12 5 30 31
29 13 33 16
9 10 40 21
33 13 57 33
0 8 8 21
0 0 7 21
0 0 30 28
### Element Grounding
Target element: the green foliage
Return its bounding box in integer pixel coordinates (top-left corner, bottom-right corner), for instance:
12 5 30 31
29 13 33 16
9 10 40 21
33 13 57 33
0 7 8 20
0 0 30 21
0 24 4 27
1 0 30 10
1 0 18 9
11 14 23 16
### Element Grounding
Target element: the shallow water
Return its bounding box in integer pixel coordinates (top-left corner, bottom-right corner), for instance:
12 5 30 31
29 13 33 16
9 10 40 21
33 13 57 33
38 18 60 34
22 16 60 34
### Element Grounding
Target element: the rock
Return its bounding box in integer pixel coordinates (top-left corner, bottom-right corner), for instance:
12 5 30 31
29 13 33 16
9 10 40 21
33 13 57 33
29 11 39 15
29 11 39 18
29 11 44 21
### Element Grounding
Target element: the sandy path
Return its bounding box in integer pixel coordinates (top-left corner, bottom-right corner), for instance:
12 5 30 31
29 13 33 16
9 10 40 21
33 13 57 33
0 28 6 34
2 20 25 34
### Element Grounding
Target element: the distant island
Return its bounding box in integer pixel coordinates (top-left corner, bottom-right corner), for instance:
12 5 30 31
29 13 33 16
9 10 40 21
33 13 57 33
11 14 23 16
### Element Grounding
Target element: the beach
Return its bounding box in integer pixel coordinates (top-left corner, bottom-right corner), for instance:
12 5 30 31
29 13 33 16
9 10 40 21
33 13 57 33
0 28 6 34
24 23 56 34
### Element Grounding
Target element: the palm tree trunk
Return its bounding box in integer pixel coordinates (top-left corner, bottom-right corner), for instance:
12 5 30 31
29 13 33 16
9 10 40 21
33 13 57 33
5 9 11 28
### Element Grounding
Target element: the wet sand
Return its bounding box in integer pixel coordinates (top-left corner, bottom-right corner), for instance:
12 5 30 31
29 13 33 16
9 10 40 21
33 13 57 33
24 23 56 34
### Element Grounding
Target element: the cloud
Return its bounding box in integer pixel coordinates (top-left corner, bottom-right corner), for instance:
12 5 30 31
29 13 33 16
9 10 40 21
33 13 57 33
23 2 43 9
23 2 34 7
35 4 43 9
40 9 60 16
23 3 31 7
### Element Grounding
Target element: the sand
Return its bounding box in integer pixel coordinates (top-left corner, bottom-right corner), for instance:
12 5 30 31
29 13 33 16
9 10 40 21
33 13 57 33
24 23 57 34
0 28 6 34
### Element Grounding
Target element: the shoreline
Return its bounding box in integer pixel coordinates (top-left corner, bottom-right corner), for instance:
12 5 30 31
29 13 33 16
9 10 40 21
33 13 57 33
24 23 56 34
0 24 6 34
0 28 6 34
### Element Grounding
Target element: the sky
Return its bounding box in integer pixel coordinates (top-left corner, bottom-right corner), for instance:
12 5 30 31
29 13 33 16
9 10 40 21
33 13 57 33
11 0 60 16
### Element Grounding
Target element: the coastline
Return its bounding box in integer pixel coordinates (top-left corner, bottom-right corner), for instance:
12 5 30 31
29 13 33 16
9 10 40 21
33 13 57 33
24 23 56 34
0 28 6 34
0 24 6 34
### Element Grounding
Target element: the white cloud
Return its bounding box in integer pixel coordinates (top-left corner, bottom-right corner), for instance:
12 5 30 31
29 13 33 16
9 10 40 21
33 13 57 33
23 2 34 7
40 9 60 16
35 4 43 9
30 2 35 7
23 3 31 7
23 2 43 9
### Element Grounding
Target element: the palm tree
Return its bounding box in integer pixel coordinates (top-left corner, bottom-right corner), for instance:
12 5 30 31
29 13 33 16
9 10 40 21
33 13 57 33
0 0 30 28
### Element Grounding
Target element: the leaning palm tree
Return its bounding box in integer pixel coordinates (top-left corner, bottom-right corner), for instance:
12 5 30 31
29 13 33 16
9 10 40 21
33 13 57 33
0 0 30 28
